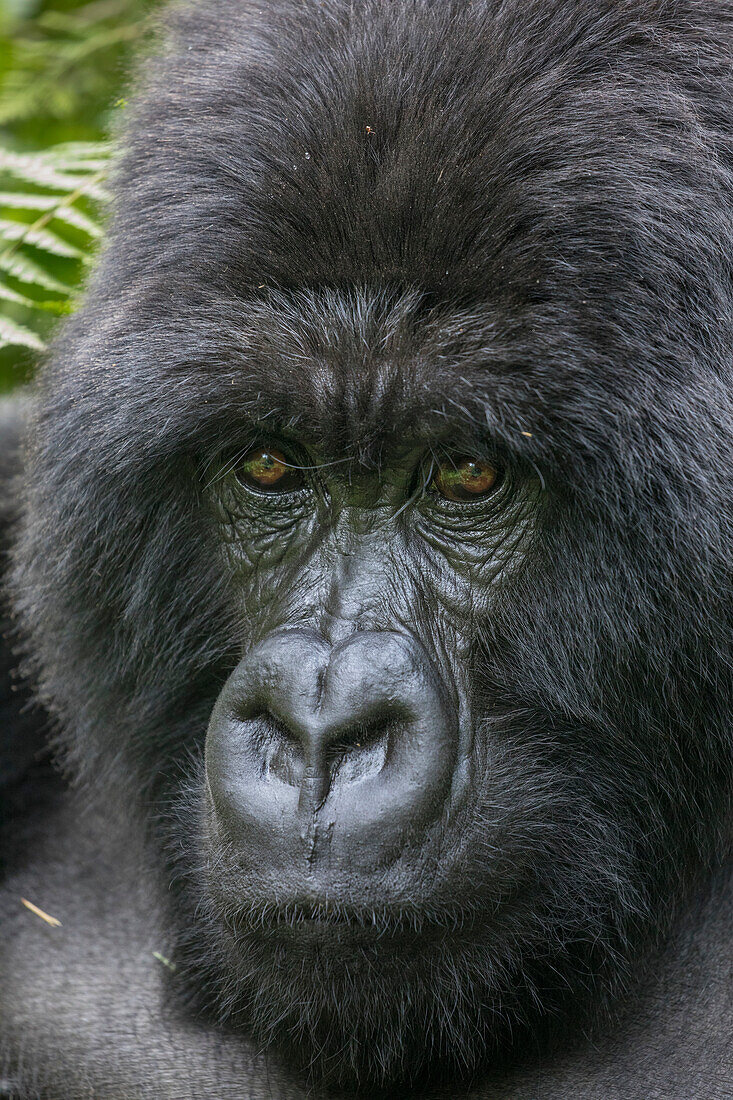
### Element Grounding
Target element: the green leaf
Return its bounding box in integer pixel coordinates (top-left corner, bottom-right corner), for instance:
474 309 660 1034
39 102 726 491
0 250 73 295
0 217 85 259
0 316 45 352
0 282 40 308
0 284 69 315
0 149 108 200
0 0 153 377
0 193 102 238
41 142 111 172
2 0 39 18
0 193 63 209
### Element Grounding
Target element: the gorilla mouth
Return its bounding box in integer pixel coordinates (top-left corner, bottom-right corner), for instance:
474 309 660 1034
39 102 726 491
224 897 476 944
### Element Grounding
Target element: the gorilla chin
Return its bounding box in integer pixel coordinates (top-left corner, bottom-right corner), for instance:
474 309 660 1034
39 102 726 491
190 788 647 1092
200 908 498 1091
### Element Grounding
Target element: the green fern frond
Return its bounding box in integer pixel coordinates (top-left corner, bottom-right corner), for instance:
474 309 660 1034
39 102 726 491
0 140 111 352
0 192 103 237
0 315 45 352
0 144 110 198
0 0 160 387
0 250 74 295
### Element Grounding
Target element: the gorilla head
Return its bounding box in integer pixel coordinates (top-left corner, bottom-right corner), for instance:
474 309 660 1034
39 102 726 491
11 0 733 1091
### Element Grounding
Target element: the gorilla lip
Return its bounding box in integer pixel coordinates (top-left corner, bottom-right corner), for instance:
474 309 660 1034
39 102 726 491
225 897 476 945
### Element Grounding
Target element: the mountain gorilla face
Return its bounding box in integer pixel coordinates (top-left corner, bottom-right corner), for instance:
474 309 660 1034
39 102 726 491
195 302 550 1079
176 286 723 1092
12 0 733 1093
203 352 537 907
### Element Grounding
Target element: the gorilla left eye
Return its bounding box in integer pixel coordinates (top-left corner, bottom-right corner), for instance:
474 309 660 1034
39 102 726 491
431 457 499 502
235 447 304 494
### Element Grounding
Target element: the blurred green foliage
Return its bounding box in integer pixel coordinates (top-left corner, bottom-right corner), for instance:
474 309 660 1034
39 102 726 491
0 0 160 389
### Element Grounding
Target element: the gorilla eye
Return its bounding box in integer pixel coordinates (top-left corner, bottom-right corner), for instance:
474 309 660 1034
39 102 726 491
235 447 304 494
431 457 499 502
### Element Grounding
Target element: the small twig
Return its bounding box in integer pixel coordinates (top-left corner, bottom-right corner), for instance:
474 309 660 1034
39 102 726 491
153 951 176 972
20 897 62 927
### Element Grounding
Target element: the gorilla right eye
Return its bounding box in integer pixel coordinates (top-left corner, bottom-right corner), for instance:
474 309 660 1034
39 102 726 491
431 456 500 502
235 446 305 494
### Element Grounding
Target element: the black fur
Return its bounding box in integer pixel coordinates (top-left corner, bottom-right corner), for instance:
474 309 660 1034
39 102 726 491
0 398 46 792
2 1 732 1097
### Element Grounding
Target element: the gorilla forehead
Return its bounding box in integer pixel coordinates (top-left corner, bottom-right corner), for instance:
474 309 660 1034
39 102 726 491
112 0 728 304
82 0 731 491
186 288 514 466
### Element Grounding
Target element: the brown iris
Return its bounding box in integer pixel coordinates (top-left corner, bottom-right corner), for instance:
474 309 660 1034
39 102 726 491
235 447 303 493
432 457 499 502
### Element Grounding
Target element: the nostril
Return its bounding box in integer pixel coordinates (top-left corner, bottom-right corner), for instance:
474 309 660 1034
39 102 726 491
324 709 410 787
243 709 306 787
324 711 396 758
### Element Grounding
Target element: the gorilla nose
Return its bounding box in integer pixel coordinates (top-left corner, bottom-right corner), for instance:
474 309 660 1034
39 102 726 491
206 629 458 867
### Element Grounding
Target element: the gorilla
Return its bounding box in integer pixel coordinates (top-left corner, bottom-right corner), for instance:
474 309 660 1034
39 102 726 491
1 0 732 1097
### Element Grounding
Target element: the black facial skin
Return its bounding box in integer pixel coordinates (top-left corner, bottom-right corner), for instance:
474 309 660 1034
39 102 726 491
205 439 534 900
3 0 733 1096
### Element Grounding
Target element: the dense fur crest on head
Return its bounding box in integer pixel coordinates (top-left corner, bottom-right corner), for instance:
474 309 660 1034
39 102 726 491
10 0 733 1090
